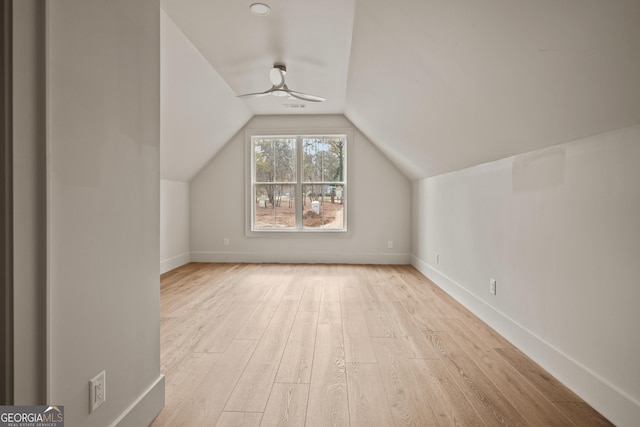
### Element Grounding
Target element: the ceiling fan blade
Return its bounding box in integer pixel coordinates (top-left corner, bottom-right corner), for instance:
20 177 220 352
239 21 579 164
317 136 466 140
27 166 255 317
269 67 285 87
237 88 273 98
238 65 325 102
288 90 326 102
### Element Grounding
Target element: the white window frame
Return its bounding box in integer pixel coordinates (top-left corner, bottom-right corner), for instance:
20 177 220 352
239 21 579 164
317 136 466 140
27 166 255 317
246 129 352 236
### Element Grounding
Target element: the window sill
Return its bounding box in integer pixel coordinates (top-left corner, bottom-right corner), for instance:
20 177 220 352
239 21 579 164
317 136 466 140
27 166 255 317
246 228 351 238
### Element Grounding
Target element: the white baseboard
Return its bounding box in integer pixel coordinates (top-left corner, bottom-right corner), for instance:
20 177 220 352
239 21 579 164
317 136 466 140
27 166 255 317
190 251 411 265
160 252 190 274
113 374 165 427
411 255 640 427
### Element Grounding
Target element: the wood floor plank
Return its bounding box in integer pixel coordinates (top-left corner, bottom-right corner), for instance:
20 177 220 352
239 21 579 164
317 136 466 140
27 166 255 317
423 285 469 319
161 305 229 371
261 383 309 426
554 401 614 426
161 264 229 316
306 324 349 427
342 307 377 363
221 273 273 304
400 296 447 331
372 337 439 426
415 316 448 333
453 310 514 349
356 273 384 312
282 266 308 301
494 347 582 402
412 295 453 320
443 319 574 426
387 301 439 359
235 281 288 340
339 281 362 307
192 264 259 313
346 362 395 426
275 310 318 384
162 269 228 317
162 299 224 339
188 284 231 314
194 299 259 353
164 352 219 399
386 267 416 301
151 352 220 426
393 265 434 300
156 263 611 426
160 306 203 342
226 299 299 412
411 358 485 426
160 262 197 288
298 274 322 312
371 275 400 303
215 412 263 427
321 279 341 302
318 301 342 325
153 339 257 426
429 332 529 426
363 310 395 338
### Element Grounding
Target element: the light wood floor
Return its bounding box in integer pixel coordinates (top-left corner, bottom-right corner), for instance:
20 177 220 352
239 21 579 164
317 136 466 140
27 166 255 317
151 263 612 426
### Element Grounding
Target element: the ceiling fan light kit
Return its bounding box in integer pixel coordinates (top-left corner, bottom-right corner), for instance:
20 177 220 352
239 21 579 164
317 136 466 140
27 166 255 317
238 63 326 103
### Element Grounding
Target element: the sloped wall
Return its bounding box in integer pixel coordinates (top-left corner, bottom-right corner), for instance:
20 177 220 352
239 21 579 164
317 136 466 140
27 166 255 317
160 8 252 182
190 115 411 264
412 125 640 426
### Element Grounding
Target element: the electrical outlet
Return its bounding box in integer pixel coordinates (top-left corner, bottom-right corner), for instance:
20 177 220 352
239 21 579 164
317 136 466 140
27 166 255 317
223 238 229 246
90 370 106 412
490 279 497 295
387 240 393 249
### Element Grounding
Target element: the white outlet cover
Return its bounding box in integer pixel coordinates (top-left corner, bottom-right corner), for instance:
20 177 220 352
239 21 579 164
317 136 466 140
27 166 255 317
90 370 106 412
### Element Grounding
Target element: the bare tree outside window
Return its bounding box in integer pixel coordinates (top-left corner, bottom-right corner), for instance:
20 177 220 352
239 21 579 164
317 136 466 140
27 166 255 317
254 138 297 229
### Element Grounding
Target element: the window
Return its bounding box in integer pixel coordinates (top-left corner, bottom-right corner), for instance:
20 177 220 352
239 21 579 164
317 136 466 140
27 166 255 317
250 133 347 232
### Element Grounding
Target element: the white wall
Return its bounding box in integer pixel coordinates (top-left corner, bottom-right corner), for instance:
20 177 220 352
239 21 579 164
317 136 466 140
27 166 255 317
190 115 411 264
160 179 190 273
12 0 46 404
47 1 163 425
412 125 640 426
160 9 252 182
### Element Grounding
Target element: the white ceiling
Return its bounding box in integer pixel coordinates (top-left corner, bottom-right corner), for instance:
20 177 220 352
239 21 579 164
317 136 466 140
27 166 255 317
161 0 640 181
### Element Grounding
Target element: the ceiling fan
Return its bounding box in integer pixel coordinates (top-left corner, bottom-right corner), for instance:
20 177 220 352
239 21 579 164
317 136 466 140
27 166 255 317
237 63 326 103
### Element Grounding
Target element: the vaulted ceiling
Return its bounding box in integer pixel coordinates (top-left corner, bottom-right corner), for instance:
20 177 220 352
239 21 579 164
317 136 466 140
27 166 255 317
160 0 640 182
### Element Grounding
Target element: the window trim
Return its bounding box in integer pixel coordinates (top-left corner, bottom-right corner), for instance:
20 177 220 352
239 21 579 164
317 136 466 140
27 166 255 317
245 128 353 237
